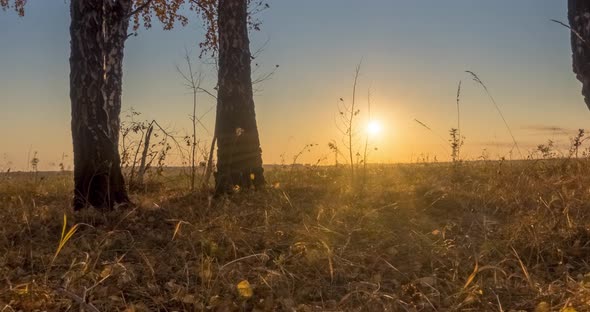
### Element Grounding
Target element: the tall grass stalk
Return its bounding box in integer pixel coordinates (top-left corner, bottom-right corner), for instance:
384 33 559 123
177 49 202 191
466 71 522 158
51 214 79 265
414 118 451 155
362 88 372 184
456 80 462 160
348 63 361 184
335 62 363 187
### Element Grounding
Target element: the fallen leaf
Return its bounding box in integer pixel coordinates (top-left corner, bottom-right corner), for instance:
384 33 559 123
535 302 550 312
237 280 253 299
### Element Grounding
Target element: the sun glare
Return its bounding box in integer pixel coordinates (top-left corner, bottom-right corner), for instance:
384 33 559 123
367 120 382 136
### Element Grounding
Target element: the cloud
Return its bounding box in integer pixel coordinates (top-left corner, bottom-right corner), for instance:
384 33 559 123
521 125 577 133
520 125 576 135
472 141 537 149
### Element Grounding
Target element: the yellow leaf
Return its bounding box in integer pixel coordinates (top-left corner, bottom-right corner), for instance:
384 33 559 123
535 301 550 312
13 283 29 295
100 265 112 278
561 307 577 312
236 280 253 299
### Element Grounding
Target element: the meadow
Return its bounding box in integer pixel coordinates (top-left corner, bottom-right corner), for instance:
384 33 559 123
2 159 590 311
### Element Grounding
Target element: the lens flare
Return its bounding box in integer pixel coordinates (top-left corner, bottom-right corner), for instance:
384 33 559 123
367 120 382 136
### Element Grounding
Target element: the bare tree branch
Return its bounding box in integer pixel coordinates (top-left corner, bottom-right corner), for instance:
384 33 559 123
551 19 590 48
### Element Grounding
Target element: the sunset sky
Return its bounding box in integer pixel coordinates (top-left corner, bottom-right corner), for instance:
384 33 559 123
0 1 588 170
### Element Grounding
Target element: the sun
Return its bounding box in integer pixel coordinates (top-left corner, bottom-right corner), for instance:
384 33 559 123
367 120 382 136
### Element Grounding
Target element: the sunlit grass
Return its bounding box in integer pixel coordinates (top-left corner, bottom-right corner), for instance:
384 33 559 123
50 214 80 265
2 161 590 310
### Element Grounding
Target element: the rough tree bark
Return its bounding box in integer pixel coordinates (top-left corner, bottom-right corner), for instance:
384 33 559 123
70 0 131 210
214 0 265 194
104 0 133 191
569 0 590 110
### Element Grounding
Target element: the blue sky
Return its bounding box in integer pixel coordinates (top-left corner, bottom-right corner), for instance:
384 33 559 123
0 1 587 169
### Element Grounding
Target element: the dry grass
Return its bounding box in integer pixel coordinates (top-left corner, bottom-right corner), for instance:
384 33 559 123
2 160 590 311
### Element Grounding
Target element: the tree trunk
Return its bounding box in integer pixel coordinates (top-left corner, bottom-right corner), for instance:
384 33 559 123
569 0 590 110
214 0 265 194
104 0 132 189
70 0 130 210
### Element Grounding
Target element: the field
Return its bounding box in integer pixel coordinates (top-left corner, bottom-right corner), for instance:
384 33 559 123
2 160 590 311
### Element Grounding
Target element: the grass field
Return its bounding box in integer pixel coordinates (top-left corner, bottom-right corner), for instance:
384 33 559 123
2 160 590 311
